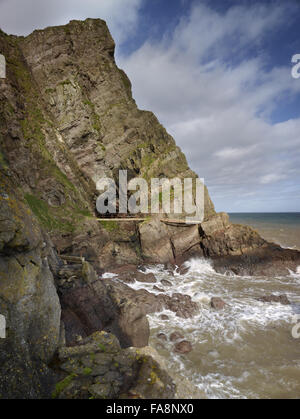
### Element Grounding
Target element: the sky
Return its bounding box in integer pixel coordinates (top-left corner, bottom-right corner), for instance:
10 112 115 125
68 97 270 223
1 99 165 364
0 0 300 212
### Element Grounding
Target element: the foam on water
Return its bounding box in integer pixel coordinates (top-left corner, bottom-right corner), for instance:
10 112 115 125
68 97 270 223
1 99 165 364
101 272 118 279
105 257 300 399
181 258 217 276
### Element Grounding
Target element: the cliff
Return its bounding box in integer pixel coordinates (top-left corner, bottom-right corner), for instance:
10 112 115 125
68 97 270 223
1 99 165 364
0 19 217 270
1 19 300 399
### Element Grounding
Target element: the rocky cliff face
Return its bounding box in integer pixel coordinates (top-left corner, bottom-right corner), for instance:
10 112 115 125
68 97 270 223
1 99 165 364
1 19 216 270
0 173 61 398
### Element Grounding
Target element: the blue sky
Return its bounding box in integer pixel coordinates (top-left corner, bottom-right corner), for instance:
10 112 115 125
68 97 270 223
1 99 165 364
0 0 300 212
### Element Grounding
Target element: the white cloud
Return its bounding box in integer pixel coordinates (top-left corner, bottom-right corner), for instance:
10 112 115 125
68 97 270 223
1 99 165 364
119 1 300 211
260 173 287 185
0 0 142 44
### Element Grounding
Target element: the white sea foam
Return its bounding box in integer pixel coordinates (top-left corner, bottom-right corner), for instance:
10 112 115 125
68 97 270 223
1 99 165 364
101 272 118 279
112 257 300 399
182 258 217 276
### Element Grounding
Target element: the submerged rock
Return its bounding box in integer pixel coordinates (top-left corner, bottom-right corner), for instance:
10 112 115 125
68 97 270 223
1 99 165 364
135 272 157 284
170 332 184 342
161 279 172 287
157 333 168 341
257 295 291 305
210 297 226 310
174 341 193 354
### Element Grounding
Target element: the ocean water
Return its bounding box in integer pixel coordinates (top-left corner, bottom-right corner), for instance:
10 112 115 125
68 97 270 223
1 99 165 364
106 214 300 399
229 213 300 250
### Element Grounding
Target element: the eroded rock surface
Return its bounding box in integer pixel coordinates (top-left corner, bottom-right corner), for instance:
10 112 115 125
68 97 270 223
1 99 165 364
0 175 61 398
53 332 177 400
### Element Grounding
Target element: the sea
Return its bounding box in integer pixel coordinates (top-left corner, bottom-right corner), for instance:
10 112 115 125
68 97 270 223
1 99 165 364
108 213 300 399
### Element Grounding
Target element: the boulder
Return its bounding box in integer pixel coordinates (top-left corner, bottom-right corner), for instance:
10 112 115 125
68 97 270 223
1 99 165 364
59 270 152 348
55 337 178 400
174 341 193 354
135 272 157 284
157 333 168 341
125 347 176 399
200 212 230 236
53 332 138 399
153 286 165 292
139 217 174 263
161 279 172 287
210 297 226 310
257 295 290 305
158 293 199 319
212 243 300 276
170 332 184 342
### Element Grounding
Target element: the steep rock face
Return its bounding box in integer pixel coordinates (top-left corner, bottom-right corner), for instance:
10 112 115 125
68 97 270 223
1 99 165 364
0 173 61 398
1 18 299 272
56 260 150 348
19 19 215 200
1 19 216 269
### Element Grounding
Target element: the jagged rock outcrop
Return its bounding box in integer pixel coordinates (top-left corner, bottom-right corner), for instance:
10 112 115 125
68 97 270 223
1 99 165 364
0 174 61 398
2 18 299 274
56 260 151 348
53 332 202 399
0 19 215 271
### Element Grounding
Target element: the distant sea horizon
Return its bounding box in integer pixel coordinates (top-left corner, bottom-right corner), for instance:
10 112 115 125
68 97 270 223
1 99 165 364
228 212 300 250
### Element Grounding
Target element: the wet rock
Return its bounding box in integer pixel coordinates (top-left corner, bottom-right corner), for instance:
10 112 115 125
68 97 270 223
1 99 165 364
139 217 175 264
54 332 139 399
0 177 61 398
201 212 230 236
109 265 137 284
177 264 189 275
153 286 165 293
158 293 199 319
174 341 193 354
159 314 169 321
125 347 176 399
170 332 184 342
161 279 172 287
157 333 168 342
59 264 152 348
117 274 136 284
164 262 176 273
135 272 157 284
212 243 300 276
257 294 291 305
210 297 226 310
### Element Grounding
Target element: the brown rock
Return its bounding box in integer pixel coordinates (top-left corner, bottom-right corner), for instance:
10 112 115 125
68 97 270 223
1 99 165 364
161 279 172 287
174 341 193 354
158 293 199 318
59 264 152 348
210 297 226 310
157 333 168 341
153 286 165 293
170 332 184 342
212 243 300 276
257 294 290 305
159 314 169 321
135 272 157 284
